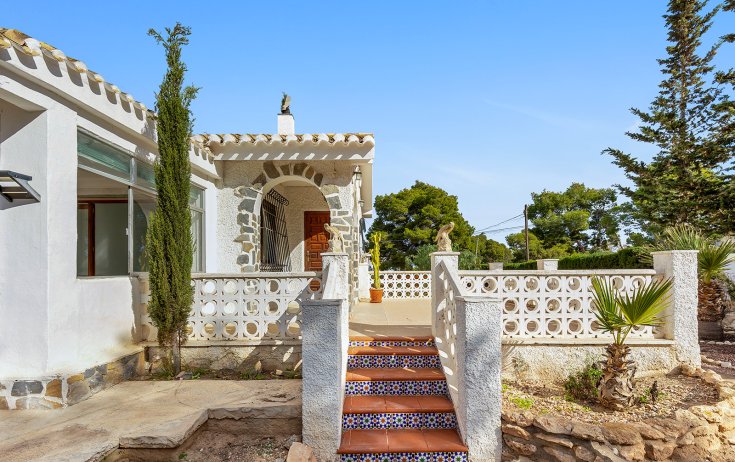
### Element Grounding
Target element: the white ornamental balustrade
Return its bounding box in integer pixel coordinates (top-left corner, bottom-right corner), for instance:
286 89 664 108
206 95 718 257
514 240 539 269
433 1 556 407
140 272 323 343
458 270 659 339
379 271 431 298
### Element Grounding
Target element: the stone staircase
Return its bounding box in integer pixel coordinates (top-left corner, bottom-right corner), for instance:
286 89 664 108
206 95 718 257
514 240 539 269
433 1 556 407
337 336 468 462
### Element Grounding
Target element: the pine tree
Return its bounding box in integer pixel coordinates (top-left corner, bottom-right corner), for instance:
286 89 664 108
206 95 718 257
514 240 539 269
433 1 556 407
146 23 199 374
604 0 733 235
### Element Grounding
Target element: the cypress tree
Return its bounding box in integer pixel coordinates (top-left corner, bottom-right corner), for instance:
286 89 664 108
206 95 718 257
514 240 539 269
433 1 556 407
146 23 199 374
604 0 734 235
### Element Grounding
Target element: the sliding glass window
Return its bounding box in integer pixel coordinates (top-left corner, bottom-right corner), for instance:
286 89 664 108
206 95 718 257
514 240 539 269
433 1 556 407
76 129 205 276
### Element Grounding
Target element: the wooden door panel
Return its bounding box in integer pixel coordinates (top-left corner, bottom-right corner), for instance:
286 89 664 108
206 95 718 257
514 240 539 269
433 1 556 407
304 211 331 272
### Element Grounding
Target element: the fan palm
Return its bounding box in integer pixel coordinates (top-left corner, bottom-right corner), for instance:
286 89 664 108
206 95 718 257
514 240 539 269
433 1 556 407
652 225 735 323
590 277 672 410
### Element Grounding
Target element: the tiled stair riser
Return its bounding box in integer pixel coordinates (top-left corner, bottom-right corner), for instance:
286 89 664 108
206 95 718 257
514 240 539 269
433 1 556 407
343 412 457 430
345 380 448 396
340 453 467 462
349 340 436 347
348 355 441 369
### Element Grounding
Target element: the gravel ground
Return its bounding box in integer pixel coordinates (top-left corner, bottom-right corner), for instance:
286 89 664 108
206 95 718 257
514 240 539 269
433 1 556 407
700 342 735 380
178 433 290 462
502 373 719 424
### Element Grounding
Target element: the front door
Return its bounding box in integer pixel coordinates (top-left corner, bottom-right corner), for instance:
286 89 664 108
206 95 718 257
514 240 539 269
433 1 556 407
304 211 331 272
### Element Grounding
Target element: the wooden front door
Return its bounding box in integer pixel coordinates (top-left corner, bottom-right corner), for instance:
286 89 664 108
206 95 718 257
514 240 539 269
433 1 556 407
304 211 331 271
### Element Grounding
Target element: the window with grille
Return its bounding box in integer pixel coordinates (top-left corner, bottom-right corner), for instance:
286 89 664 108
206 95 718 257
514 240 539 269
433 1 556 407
260 189 291 272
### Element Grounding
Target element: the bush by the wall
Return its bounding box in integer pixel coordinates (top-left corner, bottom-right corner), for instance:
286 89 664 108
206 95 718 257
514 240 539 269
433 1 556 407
558 247 650 270
502 247 651 271
504 260 537 270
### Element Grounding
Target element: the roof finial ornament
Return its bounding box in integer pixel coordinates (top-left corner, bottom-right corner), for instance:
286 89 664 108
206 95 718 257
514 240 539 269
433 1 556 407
280 92 291 115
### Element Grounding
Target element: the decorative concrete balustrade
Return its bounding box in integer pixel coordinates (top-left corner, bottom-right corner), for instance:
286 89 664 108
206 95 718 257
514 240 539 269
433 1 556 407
379 270 431 298
138 272 323 343
459 270 658 340
432 252 503 462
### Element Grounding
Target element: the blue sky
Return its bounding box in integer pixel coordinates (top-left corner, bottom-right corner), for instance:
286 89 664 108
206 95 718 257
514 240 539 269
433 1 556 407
6 1 734 240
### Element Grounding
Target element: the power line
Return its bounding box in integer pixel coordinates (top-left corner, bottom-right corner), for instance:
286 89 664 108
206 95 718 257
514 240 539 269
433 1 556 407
476 214 524 233
478 225 524 235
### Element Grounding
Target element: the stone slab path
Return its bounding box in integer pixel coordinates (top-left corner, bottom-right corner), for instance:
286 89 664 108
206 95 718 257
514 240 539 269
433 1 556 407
349 299 432 338
0 379 301 462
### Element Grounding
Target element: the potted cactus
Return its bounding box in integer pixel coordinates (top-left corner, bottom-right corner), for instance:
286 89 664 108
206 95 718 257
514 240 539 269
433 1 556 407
369 233 383 303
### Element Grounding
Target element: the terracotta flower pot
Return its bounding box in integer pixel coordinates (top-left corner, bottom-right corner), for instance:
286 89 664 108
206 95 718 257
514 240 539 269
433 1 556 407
370 288 384 303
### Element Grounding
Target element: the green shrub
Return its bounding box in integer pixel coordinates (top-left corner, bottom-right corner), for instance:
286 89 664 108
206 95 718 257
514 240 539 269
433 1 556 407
504 260 537 270
510 396 534 409
558 247 650 270
564 362 603 402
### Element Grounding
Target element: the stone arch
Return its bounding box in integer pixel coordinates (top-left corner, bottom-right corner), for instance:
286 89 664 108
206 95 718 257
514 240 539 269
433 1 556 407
233 161 354 273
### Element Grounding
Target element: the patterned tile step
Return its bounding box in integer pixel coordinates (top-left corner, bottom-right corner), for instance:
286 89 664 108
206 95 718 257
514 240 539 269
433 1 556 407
346 380 448 396
338 428 468 454
349 336 435 348
343 412 457 430
348 355 440 369
344 395 455 414
348 346 439 355
340 452 467 462
346 368 445 381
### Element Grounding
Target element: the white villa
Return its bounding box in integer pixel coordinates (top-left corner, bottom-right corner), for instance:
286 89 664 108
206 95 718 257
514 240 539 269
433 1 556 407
0 28 710 462
0 28 373 408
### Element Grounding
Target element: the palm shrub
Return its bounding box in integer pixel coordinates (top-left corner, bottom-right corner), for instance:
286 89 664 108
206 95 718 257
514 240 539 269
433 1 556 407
653 225 735 321
590 277 672 410
146 24 199 375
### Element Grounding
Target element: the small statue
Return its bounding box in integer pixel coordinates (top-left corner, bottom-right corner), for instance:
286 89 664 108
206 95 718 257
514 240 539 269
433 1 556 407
436 222 455 252
280 92 291 115
324 222 345 253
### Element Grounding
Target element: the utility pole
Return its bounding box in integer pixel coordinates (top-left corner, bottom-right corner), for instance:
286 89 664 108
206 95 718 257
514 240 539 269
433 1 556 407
524 204 530 261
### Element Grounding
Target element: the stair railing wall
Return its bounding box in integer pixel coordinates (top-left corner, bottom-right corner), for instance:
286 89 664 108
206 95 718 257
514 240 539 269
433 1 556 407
301 252 350 462
431 252 502 462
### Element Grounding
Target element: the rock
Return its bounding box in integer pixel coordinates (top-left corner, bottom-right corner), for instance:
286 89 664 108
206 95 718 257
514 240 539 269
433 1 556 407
717 385 735 400
701 369 722 384
286 442 316 462
45 379 62 398
690 405 723 423
693 433 721 451
629 422 665 440
719 361 732 368
644 440 676 461
671 444 711 462
681 363 697 377
502 410 534 427
535 433 573 448
674 409 708 427
67 374 85 384
67 380 91 405
676 432 695 446
571 422 606 442
283 434 301 449
574 445 597 462
501 424 530 440
618 442 645 461
644 417 690 438
600 422 642 446
175 371 193 380
590 441 628 462
0 397 8 410
723 429 735 445
14 397 62 409
543 445 576 462
11 380 43 396
533 415 572 435
503 435 537 456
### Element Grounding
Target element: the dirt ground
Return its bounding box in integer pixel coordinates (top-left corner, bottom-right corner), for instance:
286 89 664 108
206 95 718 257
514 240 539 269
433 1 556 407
503 373 720 424
700 342 735 380
178 433 292 462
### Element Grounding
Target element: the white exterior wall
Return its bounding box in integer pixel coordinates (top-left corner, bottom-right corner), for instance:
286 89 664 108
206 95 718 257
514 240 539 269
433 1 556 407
0 45 220 379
